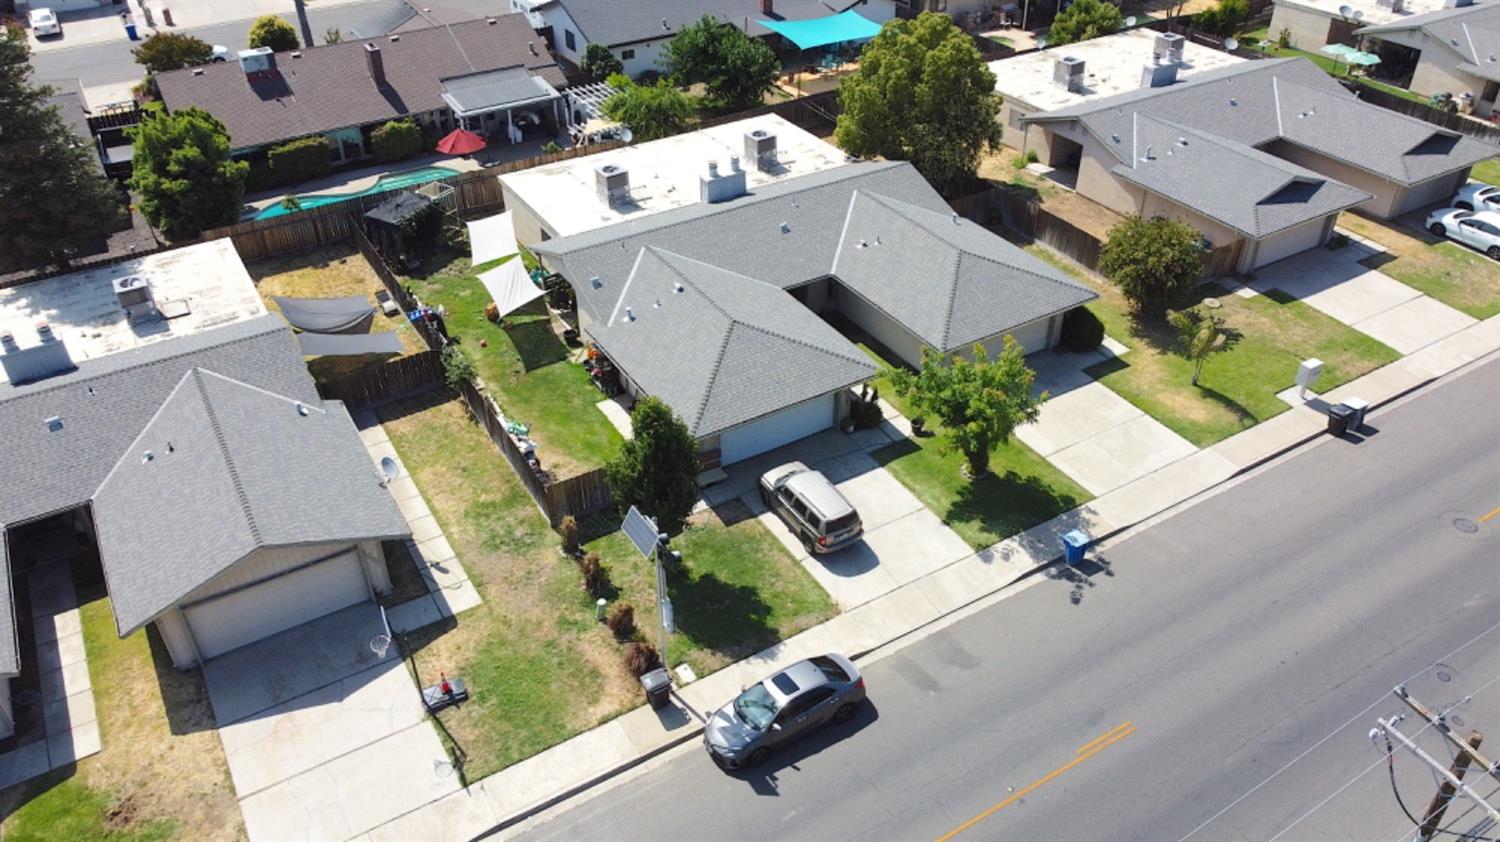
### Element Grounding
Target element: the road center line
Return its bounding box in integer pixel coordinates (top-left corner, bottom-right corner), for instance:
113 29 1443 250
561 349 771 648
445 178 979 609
934 722 1137 842
1479 506 1500 523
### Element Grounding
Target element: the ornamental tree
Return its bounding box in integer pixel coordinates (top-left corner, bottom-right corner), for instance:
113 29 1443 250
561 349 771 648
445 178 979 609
581 43 623 81
248 15 299 52
601 75 694 142
835 12 1000 195
1167 306 1230 385
1046 0 1124 46
1098 215 1206 315
129 107 248 240
605 396 699 536
888 337 1046 478
132 32 214 75
665 15 778 110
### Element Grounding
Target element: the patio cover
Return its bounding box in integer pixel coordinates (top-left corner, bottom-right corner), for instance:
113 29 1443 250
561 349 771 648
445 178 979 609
467 211 519 267
440 66 560 118
273 295 376 334
758 9 882 50
477 259 544 317
296 331 404 356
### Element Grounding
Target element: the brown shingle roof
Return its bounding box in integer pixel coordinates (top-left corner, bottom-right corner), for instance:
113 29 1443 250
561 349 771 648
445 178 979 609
156 15 565 151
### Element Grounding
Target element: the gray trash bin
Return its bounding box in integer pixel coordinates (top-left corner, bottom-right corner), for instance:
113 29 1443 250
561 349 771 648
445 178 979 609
1342 397 1369 431
640 667 672 709
1327 404 1353 436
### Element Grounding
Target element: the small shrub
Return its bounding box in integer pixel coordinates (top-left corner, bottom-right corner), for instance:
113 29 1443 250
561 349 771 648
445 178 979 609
372 119 423 164
851 397 884 430
577 551 608 598
1059 306 1105 351
1025 149 1039 164
540 140 562 154
624 641 662 678
441 345 476 391
267 136 333 185
559 515 580 556
1276 27 1292 49
1010 154 1028 170
607 602 636 640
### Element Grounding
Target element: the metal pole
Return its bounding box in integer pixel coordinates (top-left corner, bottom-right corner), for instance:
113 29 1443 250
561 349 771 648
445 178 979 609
1418 731 1484 841
293 0 315 48
1396 685 1500 785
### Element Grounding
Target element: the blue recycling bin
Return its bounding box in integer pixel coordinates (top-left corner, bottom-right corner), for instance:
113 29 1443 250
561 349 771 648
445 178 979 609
125 21 140 40
1062 529 1090 565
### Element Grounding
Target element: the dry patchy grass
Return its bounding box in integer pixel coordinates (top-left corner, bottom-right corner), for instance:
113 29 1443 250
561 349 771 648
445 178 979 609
1338 211 1500 319
977 148 1125 241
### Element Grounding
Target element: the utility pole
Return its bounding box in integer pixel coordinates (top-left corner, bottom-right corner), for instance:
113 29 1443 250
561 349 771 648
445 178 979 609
293 0 315 48
1395 685 1500 785
1377 716 1500 825
1417 730 1485 841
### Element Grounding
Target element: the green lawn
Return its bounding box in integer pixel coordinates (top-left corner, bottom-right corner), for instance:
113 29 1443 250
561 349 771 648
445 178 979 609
1 776 175 842
400 249 623 477
380 393 833 781
1340 211 1500 319
1238 27 1428 103
1029 248 1401 446
838 323 1093 550
1473 158 1500 186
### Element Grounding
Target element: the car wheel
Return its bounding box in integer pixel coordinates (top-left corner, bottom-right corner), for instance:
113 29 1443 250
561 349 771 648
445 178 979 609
1456 202 1474 211
746 747 771 768
1488 246 1500 261
802 533 817 555
833 703 858 724
1429 223 1446 237
759 485 772 508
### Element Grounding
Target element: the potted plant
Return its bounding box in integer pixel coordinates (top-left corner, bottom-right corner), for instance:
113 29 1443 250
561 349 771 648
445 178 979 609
910 415 926 436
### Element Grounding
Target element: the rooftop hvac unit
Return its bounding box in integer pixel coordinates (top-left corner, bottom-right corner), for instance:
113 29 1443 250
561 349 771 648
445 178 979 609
0 323 76 385
237 46 276 77
595 163 631 207
744 128 778 172
1054 56 1086 93
112 274 159 323
1154 32 1186 64
1142 61 1180 88
700 158 747 203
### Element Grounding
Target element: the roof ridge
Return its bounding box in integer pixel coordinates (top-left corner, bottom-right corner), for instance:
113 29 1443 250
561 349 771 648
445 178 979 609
649 249 733 430
731 321 874 369
191 369 262 547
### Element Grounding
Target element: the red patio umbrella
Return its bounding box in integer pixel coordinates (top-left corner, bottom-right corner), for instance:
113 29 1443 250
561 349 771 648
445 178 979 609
436 128 487 156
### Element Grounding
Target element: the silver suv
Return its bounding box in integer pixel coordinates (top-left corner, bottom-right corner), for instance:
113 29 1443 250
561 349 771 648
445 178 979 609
704 653 866 769
759 462 862 554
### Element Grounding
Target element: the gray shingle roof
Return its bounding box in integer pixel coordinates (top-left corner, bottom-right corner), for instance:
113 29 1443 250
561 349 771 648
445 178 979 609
554 0 862 46
1110 116 1372 238
92 370 410 636
832 192 1097 350
1357 0 1500 74
592 248 874 436
1025 58 1495 188
0 540 13 675
156 16 565 151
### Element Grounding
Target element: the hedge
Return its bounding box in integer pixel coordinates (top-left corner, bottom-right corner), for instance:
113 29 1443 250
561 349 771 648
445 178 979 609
266 136 333 185
372 119 423 163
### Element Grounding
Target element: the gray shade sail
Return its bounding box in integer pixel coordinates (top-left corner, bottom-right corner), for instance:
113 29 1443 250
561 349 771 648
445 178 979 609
296 331 405 356
273 295 377 334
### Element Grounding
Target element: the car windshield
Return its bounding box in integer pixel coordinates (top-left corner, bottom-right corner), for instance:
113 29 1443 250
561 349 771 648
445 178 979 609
825 512 859 533
734 682 780 730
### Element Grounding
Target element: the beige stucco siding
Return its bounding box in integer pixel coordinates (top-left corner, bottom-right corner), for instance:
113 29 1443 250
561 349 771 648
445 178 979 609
1049 123 1147 216
1265 140 1402 218
1394 170 1469 216
834 285 926 368
1269 3 1335 49
1138 191 1246 251
155 607 200 671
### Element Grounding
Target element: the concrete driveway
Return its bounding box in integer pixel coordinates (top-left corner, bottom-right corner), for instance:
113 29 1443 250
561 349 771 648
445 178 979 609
1249 242 1475 354
204 605 459 841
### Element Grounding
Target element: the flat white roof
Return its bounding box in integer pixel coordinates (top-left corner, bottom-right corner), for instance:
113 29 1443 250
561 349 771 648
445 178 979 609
1276 0 1450 27
991 29 1246 112
0 239 266 383
499 114 850 239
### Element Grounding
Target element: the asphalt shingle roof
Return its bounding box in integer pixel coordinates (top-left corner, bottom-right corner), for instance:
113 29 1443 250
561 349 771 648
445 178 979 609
592 248 874 436
1358 1 1500 75
1027 58 1494 188
92 370 410 636
0 541 13 675
553 0 864 46
156 15 565 150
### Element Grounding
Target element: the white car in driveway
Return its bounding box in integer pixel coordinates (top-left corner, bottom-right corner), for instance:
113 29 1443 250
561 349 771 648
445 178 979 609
1452 182 1500 213
1426 208 1500 260
28 8 62 37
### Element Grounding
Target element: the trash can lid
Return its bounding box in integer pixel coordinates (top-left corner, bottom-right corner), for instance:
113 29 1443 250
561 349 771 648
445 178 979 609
1328 404 1354 417
1062 529 1090 546
1342 397 1369 410
640 667 672 691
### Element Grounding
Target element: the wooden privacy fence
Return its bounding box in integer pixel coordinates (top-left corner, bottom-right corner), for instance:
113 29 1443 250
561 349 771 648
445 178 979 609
698 90 843 133
315 350 444 408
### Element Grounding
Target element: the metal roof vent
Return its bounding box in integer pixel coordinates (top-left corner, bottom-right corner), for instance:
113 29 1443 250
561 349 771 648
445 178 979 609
0 322 75 385
1229 97 1238 106
1177 137 1188 146
780 221 790 233
45 416 62 432
290 51 302 59
662 17 669 29
624 307 635 321
674 282 684 293
590 275 603 288
389 34 401 42
488 17 499 24
529 41 538 55
296 402 310 416
191 67 205 76
142 450 155 463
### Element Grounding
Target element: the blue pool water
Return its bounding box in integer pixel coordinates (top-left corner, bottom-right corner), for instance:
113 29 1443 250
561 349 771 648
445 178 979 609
255 166 459 220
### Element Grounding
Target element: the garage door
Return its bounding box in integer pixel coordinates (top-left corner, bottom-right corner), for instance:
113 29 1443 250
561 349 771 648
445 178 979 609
980 318 1053 358
184 550 369 660
719 394 835 465
1254 218 1329 268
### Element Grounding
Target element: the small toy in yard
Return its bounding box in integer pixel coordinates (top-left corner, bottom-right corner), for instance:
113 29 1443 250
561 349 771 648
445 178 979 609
422 671 469 713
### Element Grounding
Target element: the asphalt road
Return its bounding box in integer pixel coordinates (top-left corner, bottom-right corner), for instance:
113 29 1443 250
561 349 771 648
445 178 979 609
508 353 1500 842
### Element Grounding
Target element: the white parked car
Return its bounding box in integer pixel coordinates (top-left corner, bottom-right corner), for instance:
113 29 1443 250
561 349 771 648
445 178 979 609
28 8 62 37
1426 208 1500 260
211 44 232 62
1452 182 1500 213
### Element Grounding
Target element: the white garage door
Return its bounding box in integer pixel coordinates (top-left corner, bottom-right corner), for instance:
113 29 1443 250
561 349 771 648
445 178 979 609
979 317 1053 358
719 394 835 465
1254 218 1329 268
184 550 369 660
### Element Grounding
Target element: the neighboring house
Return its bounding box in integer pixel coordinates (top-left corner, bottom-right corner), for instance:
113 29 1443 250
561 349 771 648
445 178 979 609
1019 56 1494 270
155 15 568 163
530 158 1096 466
1268 0 1450 50
510 0 896 78
1357 0 1500 117
994 30 1246 150
0 241 408 739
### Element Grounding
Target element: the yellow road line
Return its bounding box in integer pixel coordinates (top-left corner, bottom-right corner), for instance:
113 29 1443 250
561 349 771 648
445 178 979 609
934 723 1137 842
1479 506 1500 524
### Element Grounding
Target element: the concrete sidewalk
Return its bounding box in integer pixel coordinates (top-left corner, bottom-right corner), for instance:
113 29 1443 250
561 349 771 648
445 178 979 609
354 321 1500 839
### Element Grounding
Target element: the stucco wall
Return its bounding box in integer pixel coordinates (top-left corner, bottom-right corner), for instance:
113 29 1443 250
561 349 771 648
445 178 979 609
155 607 199 670
833 285 927 367
1265 140 1402 218
614 40 673 78
179 542 364 606
1394 169 1469 216
1052 123 1148 217
502 183 553 251
1138 191 1246 251
1000 100 1035 150
1268 3 1334 49
541 4 587 64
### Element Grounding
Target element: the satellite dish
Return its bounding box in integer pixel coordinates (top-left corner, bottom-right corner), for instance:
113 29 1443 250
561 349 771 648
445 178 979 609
1036 35 1048 48
1224 37 1239 51
619 126 634 144
1125 15 1137 25
1353 9 1364 20
1339 4 1353 16
379 456 400 483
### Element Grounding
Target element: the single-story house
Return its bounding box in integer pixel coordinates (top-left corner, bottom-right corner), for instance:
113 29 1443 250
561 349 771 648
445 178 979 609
1268 0 1450 51
155 15 568 163
531 160 1097 465
1357 0 1500 118
1019 56 1495 270
0 242 408 739
509 0 897 78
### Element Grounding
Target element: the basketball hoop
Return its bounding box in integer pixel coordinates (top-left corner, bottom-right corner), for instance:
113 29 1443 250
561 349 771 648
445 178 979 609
370 634 392 659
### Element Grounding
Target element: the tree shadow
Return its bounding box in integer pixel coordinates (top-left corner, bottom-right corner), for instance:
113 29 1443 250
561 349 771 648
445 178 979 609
148 625 219 737
503 315 570 371
949 469 1084 545
668 571 776 663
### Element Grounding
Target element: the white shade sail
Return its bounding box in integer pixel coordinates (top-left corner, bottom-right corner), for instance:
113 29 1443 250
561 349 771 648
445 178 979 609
467 211 518 267
478 258 545 317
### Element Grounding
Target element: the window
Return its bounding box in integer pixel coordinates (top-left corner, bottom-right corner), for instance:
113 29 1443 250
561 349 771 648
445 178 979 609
1008 109 1024 130
565 29 576 50
621 48 635 60
780 687 836 720
791 499 810 520
810 656 851 683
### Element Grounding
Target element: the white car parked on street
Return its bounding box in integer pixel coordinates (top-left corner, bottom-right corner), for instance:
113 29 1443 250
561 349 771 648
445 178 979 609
1426 208 1500 261
1452 182 1500 213
28 8 62 37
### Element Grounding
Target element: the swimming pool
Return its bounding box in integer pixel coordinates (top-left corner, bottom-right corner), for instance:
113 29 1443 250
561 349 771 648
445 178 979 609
255 165 460 220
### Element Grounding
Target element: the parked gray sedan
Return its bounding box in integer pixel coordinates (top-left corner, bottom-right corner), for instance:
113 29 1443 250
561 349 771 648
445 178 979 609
704 654 865 769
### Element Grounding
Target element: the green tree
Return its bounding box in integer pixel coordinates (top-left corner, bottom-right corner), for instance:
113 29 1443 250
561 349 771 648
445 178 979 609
835 12 1000 195
0 33 123 271
581 43 623 81
266 135 332 184
1098 215 1205 315
132 32 214 75
1194 0 1249 36
665 15 778 110
605 396 700 536
601 75 694 141
130 107 248 240
888 338 1046 478
372 119 422 163
1046 0 1124 46
247 15 299 52
323 27 344 45
1167 307 1229 385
